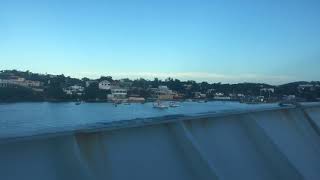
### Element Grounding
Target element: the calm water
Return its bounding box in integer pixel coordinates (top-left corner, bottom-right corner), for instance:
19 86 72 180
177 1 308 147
0 101 277 139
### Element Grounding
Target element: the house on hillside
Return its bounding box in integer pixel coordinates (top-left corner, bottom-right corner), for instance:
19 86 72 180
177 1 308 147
63 85 84 96
298 84 315 91
0 78 42 89
0 79 9 88
151 86 174 100
99 80 111 90
260 88 275 93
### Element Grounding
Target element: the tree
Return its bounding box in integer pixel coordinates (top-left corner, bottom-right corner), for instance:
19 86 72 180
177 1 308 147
84 82 110 100
151 78 160 88
100 76 113 82
0 86 43 101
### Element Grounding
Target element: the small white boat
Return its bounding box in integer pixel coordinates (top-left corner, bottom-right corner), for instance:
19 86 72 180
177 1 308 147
75 101 81 105
153 101 168 109
169 102 180 107
113 100 122 105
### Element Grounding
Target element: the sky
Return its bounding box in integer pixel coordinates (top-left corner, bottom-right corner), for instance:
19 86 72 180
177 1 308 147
0 0 320 85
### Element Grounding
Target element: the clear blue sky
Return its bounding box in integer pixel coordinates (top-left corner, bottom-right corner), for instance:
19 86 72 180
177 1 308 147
1 0 319 84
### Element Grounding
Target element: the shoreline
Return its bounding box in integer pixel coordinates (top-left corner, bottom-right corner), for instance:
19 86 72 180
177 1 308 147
0 98 242 103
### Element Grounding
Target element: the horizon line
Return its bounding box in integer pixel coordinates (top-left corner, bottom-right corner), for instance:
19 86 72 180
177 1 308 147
1 69 318 86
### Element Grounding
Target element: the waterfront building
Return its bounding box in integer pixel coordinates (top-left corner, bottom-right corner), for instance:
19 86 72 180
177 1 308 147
152 86 174 100
215 92 224 96
194 92 206 99
109 88 127 100
128 97 145 103
214 96 231 100
214 92 231 100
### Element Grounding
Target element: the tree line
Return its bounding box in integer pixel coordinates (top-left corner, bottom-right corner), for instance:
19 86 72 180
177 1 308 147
0 70 319 102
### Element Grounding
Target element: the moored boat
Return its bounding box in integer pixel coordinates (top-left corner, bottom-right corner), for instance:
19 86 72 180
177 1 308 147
153 101 168 109
169 102 180 107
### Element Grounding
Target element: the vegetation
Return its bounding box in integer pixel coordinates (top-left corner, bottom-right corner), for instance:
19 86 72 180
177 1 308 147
0 70 319 102
0 86 43 102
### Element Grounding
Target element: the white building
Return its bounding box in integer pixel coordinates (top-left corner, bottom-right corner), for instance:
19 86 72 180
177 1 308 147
260 88 275 93
108 88 127 100
0 78 41 88
152 86 174 100
194 92 206 99
215 92 224 97
99 80 111 90
63 85 84 95
206 89 215 94
214 96 231 100
158 86 173 94
128 97 145 103
213 92 231 100
0 79 9 88
298 84 314 91
111 88 127 99
23 80 41 87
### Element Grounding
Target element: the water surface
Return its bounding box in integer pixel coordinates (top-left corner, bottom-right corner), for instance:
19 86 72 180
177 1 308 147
0 101 277 139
